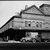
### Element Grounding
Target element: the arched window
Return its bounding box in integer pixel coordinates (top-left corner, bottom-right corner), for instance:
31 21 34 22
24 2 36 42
25 21 31 27
36 22 42 28
36 22 39 27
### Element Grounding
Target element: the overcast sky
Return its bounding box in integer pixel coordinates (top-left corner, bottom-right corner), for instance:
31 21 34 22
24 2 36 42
0 1 50 27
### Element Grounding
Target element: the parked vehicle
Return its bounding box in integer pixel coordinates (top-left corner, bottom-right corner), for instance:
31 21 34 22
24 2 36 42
20 37 31 42
20 32 39 43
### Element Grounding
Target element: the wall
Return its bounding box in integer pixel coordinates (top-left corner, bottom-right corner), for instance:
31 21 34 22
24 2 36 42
12 16 50 30
21 14 45 20
0 20 13 33
21 13 50 30
8 14 50 30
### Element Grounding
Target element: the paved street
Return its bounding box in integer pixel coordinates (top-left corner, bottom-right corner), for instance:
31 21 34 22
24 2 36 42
0 42 50 50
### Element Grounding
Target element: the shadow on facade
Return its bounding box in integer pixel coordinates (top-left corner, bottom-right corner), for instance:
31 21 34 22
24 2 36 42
0 28 26 41
0 28 50 41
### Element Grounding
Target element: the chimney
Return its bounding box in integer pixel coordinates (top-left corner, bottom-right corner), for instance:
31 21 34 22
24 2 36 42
25 5 28 9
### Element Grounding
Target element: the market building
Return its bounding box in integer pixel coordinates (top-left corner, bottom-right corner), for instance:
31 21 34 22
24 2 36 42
0 4 50 42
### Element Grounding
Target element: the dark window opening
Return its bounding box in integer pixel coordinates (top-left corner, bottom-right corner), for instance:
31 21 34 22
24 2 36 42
36 22 42 28
28 24 31 27
36 24 39 27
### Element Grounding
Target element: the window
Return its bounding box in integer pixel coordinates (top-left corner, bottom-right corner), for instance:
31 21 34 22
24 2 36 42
40 22 42 28
25 21 31 27
36 22 39 27
25 21 28 27
28 24 31 27
36 22 42 28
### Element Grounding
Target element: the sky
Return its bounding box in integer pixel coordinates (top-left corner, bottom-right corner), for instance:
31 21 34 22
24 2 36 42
0 1 50 27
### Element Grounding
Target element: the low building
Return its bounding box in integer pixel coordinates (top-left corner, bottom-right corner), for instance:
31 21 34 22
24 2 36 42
13 4 50 30
0 4 50 33
0 4 50 41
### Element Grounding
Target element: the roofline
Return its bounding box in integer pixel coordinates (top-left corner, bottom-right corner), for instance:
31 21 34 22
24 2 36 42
23 13 44 16
22 13 50 17
20 5 45 16
0 16 21 29
40 4 50 8
22 17 45 21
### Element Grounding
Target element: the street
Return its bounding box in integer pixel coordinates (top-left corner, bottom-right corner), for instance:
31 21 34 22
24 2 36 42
0 42 50 50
